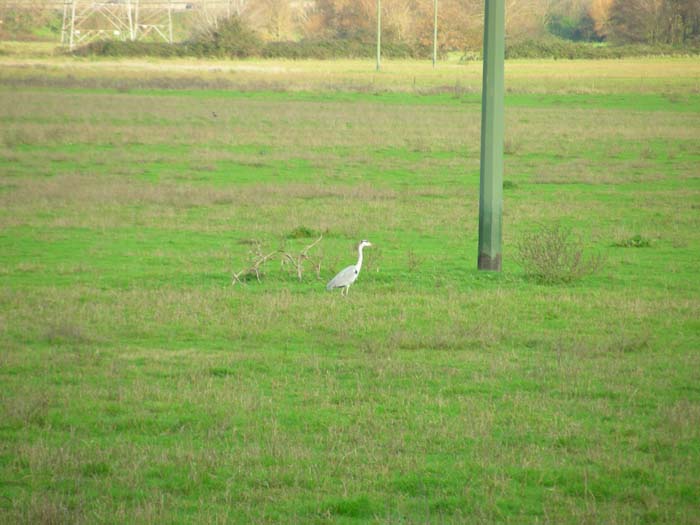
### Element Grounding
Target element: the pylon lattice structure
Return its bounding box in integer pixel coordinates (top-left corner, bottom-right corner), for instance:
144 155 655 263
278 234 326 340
60 1 175 50
1 1 236 50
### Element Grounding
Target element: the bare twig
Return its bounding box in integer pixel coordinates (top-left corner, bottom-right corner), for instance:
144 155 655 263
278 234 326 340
231 241 279 286
280 235 323 281
232 235 323 285
301 235 323 256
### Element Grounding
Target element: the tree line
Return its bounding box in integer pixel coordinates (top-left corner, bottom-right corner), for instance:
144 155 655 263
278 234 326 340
238 0 699 49
1 0 698 53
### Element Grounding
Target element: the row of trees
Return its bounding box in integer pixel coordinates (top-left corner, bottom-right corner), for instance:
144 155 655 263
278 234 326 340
547 0 700 45
211 0 700 50
234 0 548 50
1 0 698 49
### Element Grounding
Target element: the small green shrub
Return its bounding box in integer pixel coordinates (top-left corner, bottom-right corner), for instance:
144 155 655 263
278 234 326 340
82 461 111 477
612 234 652 248
518 224 603 284
324 496 375 518
286 226 318 239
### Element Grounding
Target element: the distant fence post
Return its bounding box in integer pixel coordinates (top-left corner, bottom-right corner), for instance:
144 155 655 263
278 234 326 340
477 0 505 271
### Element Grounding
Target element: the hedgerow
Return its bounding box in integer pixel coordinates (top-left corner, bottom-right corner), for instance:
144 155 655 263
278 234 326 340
504 38 700 59
75 37 426 60
73 16 699 61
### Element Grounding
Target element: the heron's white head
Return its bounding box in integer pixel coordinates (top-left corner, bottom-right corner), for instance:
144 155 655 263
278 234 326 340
359 240 372 249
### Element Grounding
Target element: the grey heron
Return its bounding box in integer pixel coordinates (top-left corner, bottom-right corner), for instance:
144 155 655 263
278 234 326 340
326 240 373 295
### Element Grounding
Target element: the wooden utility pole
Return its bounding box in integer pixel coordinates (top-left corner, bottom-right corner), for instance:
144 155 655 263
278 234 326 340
376 0 381 71
477 0 505 271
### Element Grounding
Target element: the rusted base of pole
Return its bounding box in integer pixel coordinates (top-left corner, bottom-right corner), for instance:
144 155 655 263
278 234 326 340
478 253 501 271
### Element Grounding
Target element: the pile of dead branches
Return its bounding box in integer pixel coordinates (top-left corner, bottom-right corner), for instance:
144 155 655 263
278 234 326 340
231 235 323 286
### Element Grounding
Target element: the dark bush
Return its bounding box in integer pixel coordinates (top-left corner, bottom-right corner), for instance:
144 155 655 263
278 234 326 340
189 16 263 58
546 13 600 42
517 224 604 284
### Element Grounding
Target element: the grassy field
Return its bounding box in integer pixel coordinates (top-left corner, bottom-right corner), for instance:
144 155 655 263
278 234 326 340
1 51 699 523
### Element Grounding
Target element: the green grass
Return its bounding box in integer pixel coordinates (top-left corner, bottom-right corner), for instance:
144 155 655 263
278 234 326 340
0 53 699 523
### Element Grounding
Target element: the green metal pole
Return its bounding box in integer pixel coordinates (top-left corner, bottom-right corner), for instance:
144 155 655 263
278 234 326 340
478 0 505 271
376 0 382 72
432 0 438 68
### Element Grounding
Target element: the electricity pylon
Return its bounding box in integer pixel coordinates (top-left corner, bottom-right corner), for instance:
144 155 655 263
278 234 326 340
60 0 174 50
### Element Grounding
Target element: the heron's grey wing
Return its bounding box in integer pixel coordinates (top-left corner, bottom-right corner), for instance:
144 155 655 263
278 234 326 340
326 265 357 290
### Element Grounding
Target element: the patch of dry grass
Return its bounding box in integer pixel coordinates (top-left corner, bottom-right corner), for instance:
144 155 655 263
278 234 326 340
2 53 699 94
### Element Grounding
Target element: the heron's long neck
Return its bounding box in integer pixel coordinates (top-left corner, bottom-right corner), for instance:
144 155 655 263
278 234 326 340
356 245 365 271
